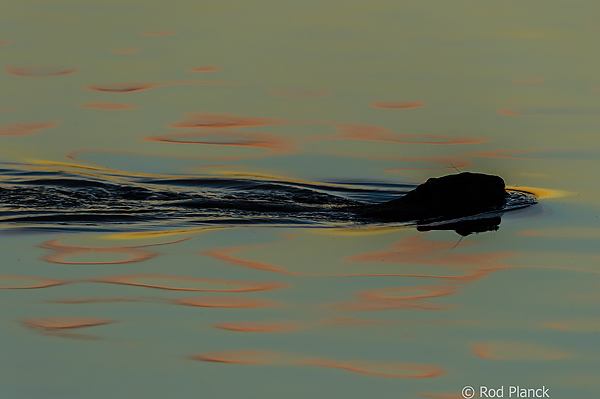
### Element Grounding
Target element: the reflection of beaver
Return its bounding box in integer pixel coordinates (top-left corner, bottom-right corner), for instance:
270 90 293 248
358 172 507 223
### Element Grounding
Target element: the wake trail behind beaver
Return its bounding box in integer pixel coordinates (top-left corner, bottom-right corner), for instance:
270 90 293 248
0 165 410 231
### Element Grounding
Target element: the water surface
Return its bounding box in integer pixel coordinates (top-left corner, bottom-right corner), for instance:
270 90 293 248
1 1 599 398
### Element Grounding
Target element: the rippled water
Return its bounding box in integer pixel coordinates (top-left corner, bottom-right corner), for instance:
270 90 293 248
2 1 600 398
0 164 535 231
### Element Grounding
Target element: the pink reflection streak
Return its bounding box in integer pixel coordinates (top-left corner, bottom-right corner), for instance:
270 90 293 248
472 342 569 361
89 274 287 292
0 275 67 289
329 284 459 312
0 273 285 292
326 123 490 145
319 234 516 311
345 234 514 269
174 297 279 308
47 295 280 309
22 316 113 330
168 112 291 129
4 66 78 77
21 316 115 340
200 234 499 280
212 317 474 333
143 128 296 156
67 112 489 166
0 121 60 136
79 102 136 110
191 350 444 378
85 81 238 93
38 236 190 265
213 321 301 332
200 235 301 275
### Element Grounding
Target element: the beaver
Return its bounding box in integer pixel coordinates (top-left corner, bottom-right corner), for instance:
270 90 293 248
0 168 536 236
358 172 507 222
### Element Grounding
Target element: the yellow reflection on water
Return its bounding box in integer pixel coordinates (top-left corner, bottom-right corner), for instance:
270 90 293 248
506 186 574 199
101 226 224 241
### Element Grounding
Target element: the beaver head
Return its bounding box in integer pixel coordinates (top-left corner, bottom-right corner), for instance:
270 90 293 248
414 172 506 213
358 172 507 222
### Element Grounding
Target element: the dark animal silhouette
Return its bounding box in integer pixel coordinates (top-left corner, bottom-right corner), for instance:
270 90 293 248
357 172 516 236
358 172 507 222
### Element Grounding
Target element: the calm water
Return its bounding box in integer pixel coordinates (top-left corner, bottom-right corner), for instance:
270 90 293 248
1 1 600 398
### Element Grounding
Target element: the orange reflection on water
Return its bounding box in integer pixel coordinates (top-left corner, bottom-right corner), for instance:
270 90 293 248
347 234 513 271
213 321 300 332
319 270 488 281
4 66 78 77
169 112 290 129
540 319 600 332
175 297 279 308
213 317 469 333
0 274 66 289
200 236 300 275
268 88 331 98
370 101 428 109
79 102 137 110
85 80 237 93
189 66 220 72
192 350 444 378
22 316 113 330
519 227 600 238
0 121 59 136
143 128 295 156
85 82 159 92
90 273 287 292
358 285 457 302
22 316 114 340
39 238 165 265
472 342 569 361
330 123 490 145
331 284 457 312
